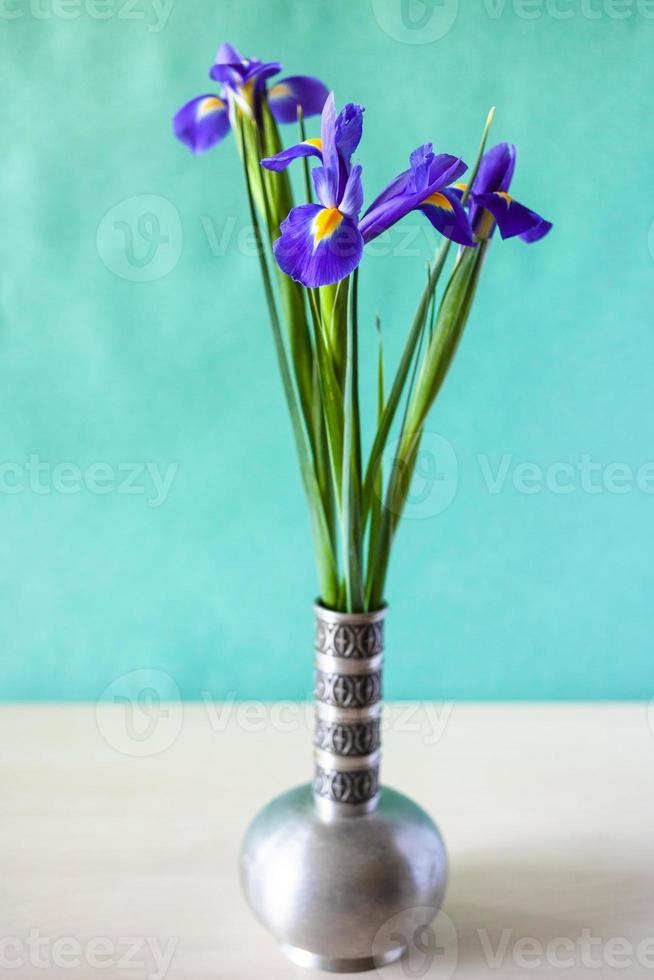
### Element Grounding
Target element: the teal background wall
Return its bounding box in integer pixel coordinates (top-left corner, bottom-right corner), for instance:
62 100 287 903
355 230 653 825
1 0 652 701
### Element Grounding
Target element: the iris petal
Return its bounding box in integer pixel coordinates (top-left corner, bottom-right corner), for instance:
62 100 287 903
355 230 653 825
318 94 364 204
360 151 471 245
312 164 339 210
520 215 553 243
261 140 323 172
209 44 245 86
419 188 476 247
364 148 465 220
427 154 467 191
273 203 364 288
473 143 516 196
215 42 244 66
173 95 231 154
363 168 412 217
340 164 364 219
319 94 341 205
268 75 330 124
334 102 364 164
243 61 282 85
209 64 240 85
473 191 550 241
408 143 435 192
320 94 338 171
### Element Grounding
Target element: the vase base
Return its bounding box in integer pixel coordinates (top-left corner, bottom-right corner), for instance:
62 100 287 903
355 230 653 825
280 942 406 974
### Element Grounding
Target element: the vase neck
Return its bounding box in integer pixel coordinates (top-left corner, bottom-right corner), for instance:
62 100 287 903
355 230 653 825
312 605 386 816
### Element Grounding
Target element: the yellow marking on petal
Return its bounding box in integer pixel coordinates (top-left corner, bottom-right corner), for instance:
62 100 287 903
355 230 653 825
422 191 454 212
269 83 292 100
477 191 511 239
313 208 344 243
477 210 495 240
304 138 323 150
454 182 468 191
197 96 225 119
236 79 255 116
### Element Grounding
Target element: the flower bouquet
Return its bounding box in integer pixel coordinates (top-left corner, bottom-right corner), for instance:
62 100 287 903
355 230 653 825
174 41 551 974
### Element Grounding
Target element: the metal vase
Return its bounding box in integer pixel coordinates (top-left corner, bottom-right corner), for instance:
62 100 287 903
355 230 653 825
240 605 448 973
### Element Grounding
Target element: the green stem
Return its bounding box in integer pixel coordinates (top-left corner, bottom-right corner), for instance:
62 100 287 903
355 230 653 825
253 112 319 488
361 238 451 525
366 317 385 604
308 288 345 514
361 106 496 528
342 270 364 612
238 119 339 605
367 242 489 608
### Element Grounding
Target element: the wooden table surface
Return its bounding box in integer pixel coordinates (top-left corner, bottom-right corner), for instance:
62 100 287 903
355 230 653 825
1 703 653 979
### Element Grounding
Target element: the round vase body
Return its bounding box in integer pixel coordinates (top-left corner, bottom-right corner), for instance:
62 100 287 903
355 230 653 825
240 784 447 972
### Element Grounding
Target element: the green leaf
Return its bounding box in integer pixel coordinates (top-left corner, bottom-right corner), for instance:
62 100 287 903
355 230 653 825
250 106 320 528
275 272 317 460
237 118 339 606
309 289 345 509
341 270 364 612
319 282 348 385
361 106 496 528
366 316 385 606
361 238 450 525
366 242 490 608
404 246 480 436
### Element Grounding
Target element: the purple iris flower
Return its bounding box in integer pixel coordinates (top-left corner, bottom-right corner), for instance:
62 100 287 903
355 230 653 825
173 42 329 155
466 143 552 243
261 94 366 288
359 144 475 249
261 94 475 288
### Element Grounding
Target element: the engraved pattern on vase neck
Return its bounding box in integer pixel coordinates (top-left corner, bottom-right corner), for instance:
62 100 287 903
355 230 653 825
312 605 386 812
